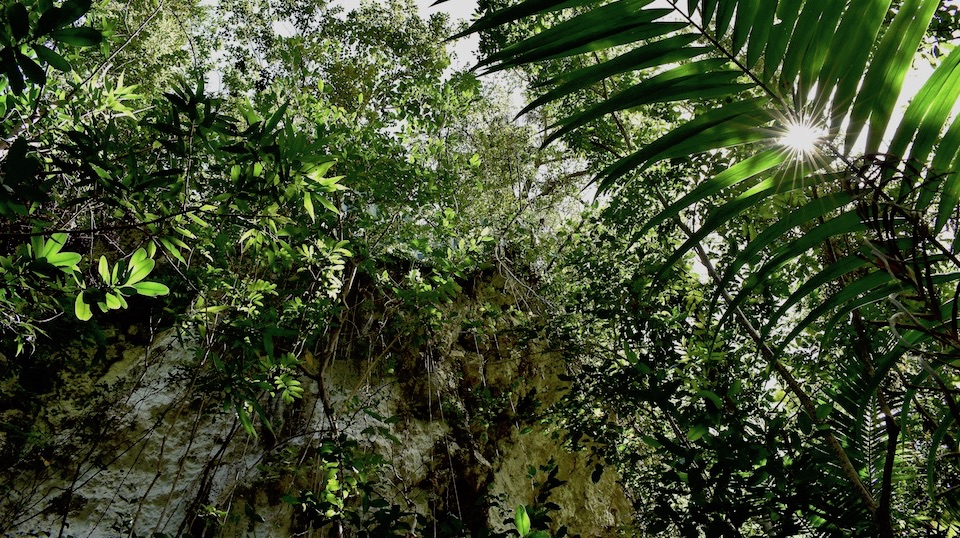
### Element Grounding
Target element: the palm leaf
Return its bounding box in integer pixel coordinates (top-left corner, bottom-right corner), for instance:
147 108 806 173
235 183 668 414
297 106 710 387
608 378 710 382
463 0 960 530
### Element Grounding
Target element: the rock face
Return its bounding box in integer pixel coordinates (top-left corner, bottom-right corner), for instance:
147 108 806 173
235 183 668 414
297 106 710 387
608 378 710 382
0 271 631 537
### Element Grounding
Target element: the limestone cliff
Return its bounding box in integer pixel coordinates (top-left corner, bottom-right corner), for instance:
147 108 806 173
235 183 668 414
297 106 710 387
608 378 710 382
0 270 631 537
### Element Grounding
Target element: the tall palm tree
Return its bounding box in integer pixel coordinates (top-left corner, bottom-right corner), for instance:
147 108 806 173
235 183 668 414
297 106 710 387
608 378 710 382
454 0 960 534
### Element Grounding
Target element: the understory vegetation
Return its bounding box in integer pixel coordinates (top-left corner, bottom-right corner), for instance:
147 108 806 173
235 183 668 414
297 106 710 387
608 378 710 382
2 0 960 536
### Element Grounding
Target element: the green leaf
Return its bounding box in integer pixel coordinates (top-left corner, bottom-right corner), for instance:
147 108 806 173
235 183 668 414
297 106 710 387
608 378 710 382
745 0 776 68
60 0 92 27
597 98 771 190
820 0 891 134
2 48 25 95
51 27 102 47
125 252 156 285
763 254 871 338
317 196 338 215
641 148 787 234
451 0 599 41
15 51 44 86
31 44 71 72
521 33 703 117
41 233 67 258
687 423 708 441
514 505 531 536
762 0 803 80
545 59 747 145
237 406 257 437
75 292 92 321
132 281 170 297
158 237 187 264
303 192 315 222
7 3 29 42
98 256 110 283
47 251 81 270
697 390 723 410
34 7 64 37
717 193 856 293
888 45 960 174
482 1 670 72
262 102 288 138
105 292 122 310
849 0 938 153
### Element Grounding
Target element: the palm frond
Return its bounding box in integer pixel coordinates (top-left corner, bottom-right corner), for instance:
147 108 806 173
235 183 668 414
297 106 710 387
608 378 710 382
462 0 960 530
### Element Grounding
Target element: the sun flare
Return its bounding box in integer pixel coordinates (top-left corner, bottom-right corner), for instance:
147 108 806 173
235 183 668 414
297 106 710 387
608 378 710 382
778 119 825 155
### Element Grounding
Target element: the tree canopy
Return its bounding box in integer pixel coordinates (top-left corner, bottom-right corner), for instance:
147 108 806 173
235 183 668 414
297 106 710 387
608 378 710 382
3 0 960 536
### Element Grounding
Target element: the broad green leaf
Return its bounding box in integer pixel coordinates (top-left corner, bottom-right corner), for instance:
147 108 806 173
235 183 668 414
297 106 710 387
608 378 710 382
98 256 110 283
687 423 708 441
132 281 170 297
697 389 723 409
262 102 288 138
7 3 29 42
174 226 196 240
2 48 25 95
305 160 336 182
60 0 92 27
105 292 122 310
75 292 92 321
47 251 81 270
31 44 71 72
125 256 155 286
51 27 102 47
237 406 257 437
15 52 45 86
317 196 338 214
34 7 63 37
42 233 67 258
159 237 187 264
515 505 531 536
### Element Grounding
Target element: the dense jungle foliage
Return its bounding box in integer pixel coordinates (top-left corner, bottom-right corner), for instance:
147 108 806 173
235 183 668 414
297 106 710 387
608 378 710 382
3 0 960 535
